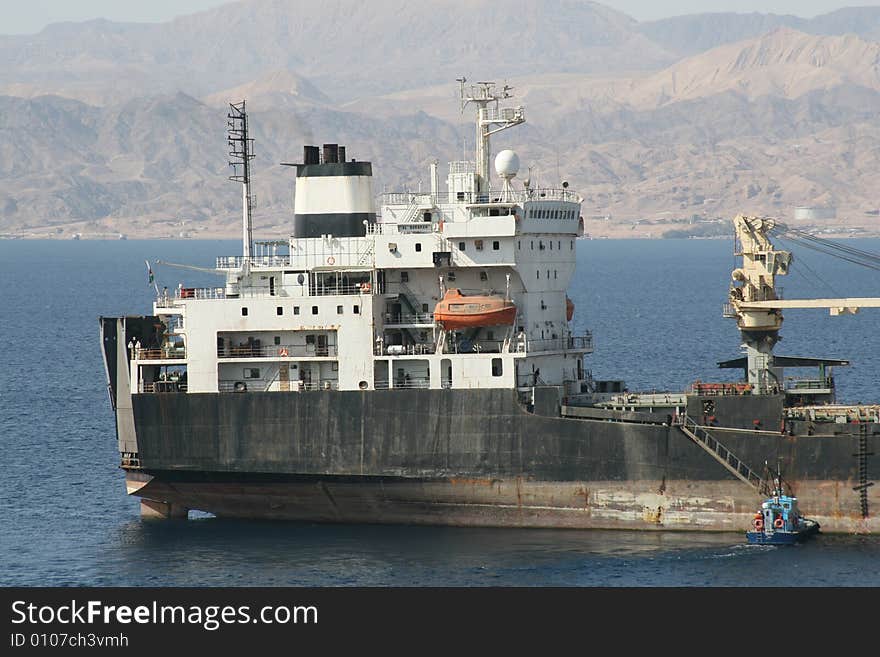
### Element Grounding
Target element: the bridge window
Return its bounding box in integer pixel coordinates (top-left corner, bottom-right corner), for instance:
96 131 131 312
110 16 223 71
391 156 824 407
549 241 553 250
480 271 488 281
536 270 540 279
447 271 456 281
241 307 248 316
312 306 318 315
337 305 344 314
492 358 503 377
492 240 500 250
401 271 409 282
475 240 484 250
294 306 300 315
276 306 283 315
570 240 574 250
458 242 466 251
518 240 521 250
274 336 281 345
354 305 360 314
244 368 260 379
415 243 422 252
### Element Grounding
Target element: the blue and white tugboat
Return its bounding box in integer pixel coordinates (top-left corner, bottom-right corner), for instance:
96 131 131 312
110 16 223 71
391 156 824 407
747 470 820 545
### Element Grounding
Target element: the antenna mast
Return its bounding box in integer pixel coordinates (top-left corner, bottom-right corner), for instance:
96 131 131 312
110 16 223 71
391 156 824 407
228 100 256 259
457 77 524 195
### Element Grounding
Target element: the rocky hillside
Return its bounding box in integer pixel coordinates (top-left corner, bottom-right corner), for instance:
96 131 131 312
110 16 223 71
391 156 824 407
1 2 879 239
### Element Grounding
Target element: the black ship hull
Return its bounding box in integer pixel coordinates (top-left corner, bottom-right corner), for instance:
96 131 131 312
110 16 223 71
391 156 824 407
122 389 879 533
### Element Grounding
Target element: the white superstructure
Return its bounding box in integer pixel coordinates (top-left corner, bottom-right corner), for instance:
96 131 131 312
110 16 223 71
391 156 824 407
131 80 592 400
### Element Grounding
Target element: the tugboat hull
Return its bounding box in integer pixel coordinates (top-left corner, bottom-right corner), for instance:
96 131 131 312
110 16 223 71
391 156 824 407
746 522 821 545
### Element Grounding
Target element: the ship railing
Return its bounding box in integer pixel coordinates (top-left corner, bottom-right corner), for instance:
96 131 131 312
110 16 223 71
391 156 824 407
519 334 593 354
449 339 506 354
604 391 689 406
379 187 579 207
518 188 581 203
688 382 753 396
300 381 339 391
139 381 187 393
155 294 178 309
218 379 339 392
218 380 248 392
784 377 833 391
741 287 784 302
216 255 293 269
783 404 880 423
384 312 434 325
480 106 525 123
376 343 437 356
310 283 376 296
374 379 430 389
367 222 437 235
218 344 337 358
134 347 186 360
175 287 226 300
448 161 476 174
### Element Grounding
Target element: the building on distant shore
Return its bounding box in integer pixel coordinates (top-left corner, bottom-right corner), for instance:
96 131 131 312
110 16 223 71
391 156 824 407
793 206 836 221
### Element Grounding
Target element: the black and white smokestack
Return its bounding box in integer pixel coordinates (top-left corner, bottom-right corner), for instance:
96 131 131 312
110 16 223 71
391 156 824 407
292 144 375 239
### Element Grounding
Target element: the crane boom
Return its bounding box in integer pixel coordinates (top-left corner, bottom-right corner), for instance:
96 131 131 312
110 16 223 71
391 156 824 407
739 297 880 313
155 259 224 275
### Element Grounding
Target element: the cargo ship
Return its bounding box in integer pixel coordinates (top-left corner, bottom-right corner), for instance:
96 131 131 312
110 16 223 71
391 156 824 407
100 81 879 532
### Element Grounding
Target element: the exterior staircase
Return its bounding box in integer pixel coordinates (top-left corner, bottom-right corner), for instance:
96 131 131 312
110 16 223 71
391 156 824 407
356 241 375 267
677 414 765 491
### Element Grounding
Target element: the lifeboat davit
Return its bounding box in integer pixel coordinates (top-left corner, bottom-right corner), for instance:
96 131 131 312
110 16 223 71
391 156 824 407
434 289 516 330
566 296 574 321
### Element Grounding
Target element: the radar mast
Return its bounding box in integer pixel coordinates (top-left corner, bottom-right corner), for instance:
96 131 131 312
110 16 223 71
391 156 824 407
228 100 256 259
457 77 525 195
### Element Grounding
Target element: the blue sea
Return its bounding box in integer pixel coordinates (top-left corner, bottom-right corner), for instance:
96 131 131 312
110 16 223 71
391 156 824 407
1 237 879 587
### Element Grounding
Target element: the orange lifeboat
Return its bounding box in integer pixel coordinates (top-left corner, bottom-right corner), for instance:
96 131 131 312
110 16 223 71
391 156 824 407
433 289 516 330
566 296 574 322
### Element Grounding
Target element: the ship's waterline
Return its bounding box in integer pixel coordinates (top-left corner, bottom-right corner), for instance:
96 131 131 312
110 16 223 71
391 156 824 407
129 473 877 534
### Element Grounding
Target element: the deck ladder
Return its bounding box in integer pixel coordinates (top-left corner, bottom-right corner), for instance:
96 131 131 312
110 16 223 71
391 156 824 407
677 414 765 491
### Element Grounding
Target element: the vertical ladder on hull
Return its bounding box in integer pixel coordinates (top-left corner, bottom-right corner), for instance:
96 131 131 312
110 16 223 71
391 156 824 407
677 415 765 491
854 423 874 518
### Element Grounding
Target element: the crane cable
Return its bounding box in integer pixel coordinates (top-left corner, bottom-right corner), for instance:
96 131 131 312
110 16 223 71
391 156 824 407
768 222 880 271
775 235 842 297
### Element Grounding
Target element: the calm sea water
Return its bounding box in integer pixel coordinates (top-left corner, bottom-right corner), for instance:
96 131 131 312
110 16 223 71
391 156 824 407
1 238 879 587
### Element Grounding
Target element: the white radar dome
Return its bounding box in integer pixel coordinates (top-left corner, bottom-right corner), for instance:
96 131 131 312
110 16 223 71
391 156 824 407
494 150 520 178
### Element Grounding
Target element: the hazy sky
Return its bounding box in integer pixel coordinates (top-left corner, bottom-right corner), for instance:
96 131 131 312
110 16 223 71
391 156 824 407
2 0 879 35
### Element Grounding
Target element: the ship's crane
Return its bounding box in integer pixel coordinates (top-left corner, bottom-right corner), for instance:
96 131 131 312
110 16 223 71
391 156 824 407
725 215 880 393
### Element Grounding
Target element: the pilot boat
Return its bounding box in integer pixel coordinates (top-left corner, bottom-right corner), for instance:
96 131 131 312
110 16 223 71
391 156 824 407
746 470 820 545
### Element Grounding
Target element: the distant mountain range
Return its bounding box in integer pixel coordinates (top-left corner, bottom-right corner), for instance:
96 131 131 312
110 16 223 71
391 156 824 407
1 1 879 239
